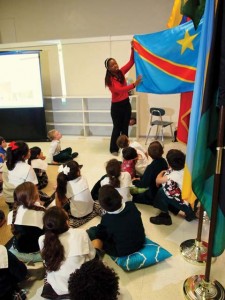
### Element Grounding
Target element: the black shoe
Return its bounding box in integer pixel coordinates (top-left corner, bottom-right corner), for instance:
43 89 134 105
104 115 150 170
185 212 197 222
150 212 172 225
185 205 197 222
72 152 78 159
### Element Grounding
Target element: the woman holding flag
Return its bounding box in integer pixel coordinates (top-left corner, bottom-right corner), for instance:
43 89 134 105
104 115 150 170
104 41 142 156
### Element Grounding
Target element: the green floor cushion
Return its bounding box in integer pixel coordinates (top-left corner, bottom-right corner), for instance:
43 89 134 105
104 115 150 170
110 237 172 271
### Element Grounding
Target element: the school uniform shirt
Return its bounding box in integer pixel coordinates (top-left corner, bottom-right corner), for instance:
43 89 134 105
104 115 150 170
96 201 145 257
39 228 96 296
7 204 45 253
48 140 61 163
135 149 149 176
31 158 48 190
31 158 48 171
66 176 94 218
100 171 132 202
2 162 38 203
130 141 146 155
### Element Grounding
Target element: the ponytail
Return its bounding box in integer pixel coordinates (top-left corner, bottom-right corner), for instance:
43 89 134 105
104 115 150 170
41 207 69 271
105 159 121 188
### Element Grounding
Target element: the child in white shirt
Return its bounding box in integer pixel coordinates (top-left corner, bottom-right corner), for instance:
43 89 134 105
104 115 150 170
47 129 78 164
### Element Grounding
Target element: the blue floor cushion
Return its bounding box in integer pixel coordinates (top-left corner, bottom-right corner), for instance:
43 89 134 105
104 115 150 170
110 237 172 271
9 246 42 263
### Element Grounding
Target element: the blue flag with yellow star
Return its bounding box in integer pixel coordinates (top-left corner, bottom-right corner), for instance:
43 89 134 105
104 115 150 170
133 19 202 94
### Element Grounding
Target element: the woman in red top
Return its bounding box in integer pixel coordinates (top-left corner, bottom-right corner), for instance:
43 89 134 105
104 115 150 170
104 42 142 155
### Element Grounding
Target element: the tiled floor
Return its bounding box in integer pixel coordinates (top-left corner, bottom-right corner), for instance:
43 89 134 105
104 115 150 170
1 136 225 299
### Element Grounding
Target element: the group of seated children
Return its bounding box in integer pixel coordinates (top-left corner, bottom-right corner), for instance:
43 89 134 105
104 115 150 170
0 132 197 299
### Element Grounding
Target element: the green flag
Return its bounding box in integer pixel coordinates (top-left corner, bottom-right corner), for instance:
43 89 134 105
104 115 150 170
192 0 225 257
181 0 206 29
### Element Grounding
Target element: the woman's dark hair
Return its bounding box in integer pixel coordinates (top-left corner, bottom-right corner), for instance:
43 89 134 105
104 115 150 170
105 159 121 188
56 160 81 204
98 185 122 212
122 147 137 160
6 141 29 170
148 141 164 160
166 149 185 171
41 206 69 271
28 146 41 165
104 58 125 87
68 259 120 300
12 182 45 235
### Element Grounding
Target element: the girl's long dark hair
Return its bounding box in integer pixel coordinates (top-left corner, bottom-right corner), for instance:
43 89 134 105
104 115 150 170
28 146 41 165
41 206 69 271
56 160 80 204
105 159 121 188
104 58 125 87
6 141 29 170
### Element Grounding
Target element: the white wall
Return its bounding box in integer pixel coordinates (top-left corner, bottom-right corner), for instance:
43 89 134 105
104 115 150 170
0 0 174 43
0 0 179 137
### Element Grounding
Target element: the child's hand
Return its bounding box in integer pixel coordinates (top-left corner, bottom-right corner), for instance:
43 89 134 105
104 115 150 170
132 177 140 181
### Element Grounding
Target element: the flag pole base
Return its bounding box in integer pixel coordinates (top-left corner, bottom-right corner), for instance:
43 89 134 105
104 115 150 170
183 275 225 299
180 239 216 265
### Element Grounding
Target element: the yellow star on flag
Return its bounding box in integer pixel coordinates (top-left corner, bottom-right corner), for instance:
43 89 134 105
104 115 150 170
177 30 198 54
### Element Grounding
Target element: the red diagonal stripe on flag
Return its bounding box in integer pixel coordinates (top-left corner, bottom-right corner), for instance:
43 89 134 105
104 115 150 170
133 40 196 83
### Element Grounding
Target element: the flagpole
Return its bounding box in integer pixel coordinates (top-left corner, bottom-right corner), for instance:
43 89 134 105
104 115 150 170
204 105 225 282
183 105 225 299
180 204 209 265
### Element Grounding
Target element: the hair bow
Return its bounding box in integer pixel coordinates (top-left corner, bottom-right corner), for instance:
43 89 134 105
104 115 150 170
8 141 19 151
58 165 70 175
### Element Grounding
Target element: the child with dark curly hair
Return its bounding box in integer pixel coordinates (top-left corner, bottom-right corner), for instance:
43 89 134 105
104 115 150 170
68 259 131 300
150 149 196 225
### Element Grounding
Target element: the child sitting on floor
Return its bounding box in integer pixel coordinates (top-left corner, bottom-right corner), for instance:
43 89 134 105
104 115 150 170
116 134 149 176
87 185 145 257
100 158 132 203
7 182 45 262
39 206 96 299
132 141 168 205
28 146 48 190
121 146 138 179
2 141 38 210
150 149 196 226
56 160 102 228
68 259 131 300
47 129 78 164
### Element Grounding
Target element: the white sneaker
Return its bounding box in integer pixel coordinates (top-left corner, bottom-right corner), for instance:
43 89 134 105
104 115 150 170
111 152 118 156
